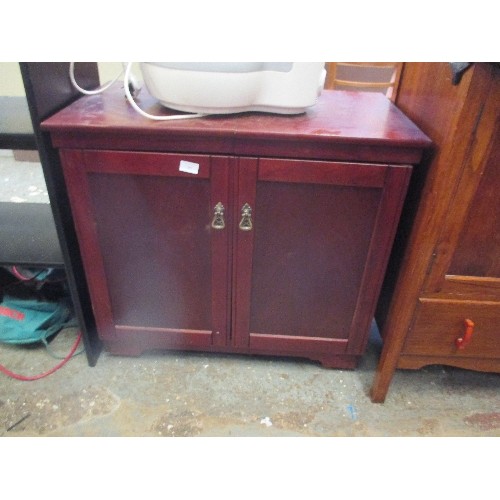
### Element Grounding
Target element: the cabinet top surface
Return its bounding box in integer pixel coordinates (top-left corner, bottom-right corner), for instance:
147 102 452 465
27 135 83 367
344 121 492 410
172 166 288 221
42 87 431 162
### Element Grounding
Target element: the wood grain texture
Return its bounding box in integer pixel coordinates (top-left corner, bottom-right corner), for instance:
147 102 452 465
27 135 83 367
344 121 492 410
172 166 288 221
447 117 500 279
397 355 500 372
371 63 500 402
42 87 430 164
403 299 500 358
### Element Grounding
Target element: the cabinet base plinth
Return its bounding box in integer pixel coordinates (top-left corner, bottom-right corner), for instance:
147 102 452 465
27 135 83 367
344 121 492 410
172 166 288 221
397 354 500 372
313 354 358 369
102 340 359 369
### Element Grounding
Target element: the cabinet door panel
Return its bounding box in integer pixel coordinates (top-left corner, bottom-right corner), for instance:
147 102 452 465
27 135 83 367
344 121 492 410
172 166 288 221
250 179 381 339
448 133 500 278
423 76 500 296
233 158 393 356
62 150 230 350
89 173 211 330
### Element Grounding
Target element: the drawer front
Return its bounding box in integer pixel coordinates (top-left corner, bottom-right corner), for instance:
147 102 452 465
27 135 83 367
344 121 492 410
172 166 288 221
403 299 500 358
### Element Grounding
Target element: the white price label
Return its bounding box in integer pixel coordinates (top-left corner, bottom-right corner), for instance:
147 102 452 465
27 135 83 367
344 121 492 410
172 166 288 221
179 160 200 175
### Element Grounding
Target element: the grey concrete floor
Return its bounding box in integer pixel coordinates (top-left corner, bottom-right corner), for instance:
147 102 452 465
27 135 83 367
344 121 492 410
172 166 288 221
1 324 499 437
0 149 48 203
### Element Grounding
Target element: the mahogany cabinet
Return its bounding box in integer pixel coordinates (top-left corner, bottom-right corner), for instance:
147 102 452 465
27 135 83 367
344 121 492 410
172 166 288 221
41 87 430 368
371 63 500 401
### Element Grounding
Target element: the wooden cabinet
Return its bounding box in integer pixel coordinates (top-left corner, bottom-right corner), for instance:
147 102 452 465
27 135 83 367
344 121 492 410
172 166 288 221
42 87 429 368
371 62 500 401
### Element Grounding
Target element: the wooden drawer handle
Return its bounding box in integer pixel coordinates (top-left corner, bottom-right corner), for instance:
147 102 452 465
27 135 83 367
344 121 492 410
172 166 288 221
455 319 475 349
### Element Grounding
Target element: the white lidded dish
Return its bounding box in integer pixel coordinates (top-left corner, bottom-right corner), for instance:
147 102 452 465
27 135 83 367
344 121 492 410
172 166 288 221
140 62 326 115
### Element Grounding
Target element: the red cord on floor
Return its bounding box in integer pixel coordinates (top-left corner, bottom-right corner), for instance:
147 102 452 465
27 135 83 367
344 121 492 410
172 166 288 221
0 331 82 381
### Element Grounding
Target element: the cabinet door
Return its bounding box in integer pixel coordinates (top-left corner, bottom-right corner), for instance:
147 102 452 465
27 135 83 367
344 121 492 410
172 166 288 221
232 158 411 365
61 150 231 354
421 76 500 302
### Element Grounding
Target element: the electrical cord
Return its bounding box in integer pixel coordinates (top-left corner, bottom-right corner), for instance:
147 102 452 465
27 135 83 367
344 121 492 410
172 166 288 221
1 267 83 361
6 266 46 286
7 266 65 284
0 330 82 381
9 265 34 282
70 62 208 121
122 62 207 121
69 62 123 95
42 320 85 359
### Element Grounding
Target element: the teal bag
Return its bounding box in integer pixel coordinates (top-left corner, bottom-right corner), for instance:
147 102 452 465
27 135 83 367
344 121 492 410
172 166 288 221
0 295 71 345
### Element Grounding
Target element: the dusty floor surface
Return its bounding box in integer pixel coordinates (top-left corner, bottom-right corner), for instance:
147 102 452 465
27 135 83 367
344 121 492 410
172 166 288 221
1 325 498 438
0 150 48 203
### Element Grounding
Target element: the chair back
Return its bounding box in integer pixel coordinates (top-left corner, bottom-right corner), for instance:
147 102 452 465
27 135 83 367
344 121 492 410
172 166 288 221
324 62 403 102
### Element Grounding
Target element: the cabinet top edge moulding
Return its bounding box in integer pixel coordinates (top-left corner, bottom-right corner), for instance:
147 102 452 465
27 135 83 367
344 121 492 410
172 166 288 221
41 87 431 164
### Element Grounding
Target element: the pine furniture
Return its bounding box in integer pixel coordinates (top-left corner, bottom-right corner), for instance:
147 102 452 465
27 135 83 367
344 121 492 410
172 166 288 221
372 62 500 401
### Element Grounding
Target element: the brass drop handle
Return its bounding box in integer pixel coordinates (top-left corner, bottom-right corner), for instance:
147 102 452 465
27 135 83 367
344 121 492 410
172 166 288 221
455 319 475 349
211 202 225 230
239 203 253 231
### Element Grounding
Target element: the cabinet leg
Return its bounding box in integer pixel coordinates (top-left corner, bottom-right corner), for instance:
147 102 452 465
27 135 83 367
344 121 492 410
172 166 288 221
370 340 401 402
370 366 394 403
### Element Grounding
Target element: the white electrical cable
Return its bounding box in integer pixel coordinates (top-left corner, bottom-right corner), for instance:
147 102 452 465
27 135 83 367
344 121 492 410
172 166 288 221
69 62 123 95
70 62 208 121
123 62 207 121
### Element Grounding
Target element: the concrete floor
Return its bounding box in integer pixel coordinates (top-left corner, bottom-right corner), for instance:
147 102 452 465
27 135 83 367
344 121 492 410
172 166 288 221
1 150 499 438
0 149 48 203
1 324 499 437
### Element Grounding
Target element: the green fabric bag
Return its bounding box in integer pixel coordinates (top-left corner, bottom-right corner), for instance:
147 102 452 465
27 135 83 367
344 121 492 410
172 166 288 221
0 295 71 345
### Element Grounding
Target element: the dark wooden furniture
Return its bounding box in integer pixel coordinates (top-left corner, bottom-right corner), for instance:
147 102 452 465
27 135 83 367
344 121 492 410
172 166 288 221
42 87 429 367
371 62 500 402
18 62 102 365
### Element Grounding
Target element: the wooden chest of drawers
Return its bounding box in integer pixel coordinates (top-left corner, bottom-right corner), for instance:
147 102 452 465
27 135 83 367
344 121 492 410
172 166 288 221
371 62 500 402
